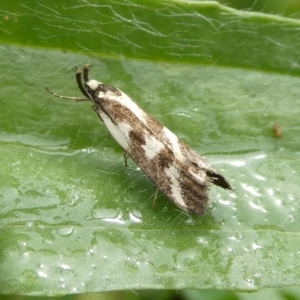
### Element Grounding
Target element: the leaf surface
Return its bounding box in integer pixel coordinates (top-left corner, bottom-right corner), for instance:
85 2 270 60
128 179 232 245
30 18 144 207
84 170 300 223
0 0 300 296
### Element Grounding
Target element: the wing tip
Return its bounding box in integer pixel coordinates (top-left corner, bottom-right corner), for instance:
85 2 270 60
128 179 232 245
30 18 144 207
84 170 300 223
207 170 234 191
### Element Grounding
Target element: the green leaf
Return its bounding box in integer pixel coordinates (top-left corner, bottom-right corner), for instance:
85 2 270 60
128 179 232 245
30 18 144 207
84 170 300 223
1 0 300 296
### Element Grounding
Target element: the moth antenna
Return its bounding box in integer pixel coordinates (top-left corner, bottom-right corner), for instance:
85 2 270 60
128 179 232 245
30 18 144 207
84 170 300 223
83 64 92 83
76 68 90 98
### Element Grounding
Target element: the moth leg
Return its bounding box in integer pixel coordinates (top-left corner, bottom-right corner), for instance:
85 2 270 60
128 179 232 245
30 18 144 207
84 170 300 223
92 105 103 122
45 87 89 101
123 152 130 167
92 105 112 141
152 189 159 208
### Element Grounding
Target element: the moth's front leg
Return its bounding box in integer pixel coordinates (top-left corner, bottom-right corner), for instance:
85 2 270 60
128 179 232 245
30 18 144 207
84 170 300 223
123 151 130 167
92 105 103 122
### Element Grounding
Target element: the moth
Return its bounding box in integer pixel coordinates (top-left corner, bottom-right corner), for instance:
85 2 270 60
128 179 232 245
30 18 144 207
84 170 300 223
46 65 234 214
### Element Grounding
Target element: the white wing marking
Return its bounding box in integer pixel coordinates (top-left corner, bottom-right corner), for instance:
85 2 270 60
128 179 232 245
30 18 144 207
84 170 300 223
163 127 185 163
165 164 187 209
142 135 165 160
99 111 132 152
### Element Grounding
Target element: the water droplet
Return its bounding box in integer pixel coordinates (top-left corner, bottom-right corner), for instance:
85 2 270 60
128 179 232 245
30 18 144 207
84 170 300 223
92 208 118 219
57 227 74 236
252 243 262 251
184 217 194 225
129 210 142 223
197 237 209 245
241 183 261 197
37 270 47 278
124 259 139 274
42 238 52 245
26 221 34 229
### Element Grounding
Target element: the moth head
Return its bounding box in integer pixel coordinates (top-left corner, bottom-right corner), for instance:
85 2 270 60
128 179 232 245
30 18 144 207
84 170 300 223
84 79 102 99
85 80 122 99
85 80 101 91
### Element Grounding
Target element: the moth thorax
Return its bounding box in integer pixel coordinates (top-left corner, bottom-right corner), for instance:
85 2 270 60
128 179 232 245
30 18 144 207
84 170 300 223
86 79 101 91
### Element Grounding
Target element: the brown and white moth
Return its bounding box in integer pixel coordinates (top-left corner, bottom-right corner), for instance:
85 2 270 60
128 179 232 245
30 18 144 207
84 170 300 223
46 65 234 214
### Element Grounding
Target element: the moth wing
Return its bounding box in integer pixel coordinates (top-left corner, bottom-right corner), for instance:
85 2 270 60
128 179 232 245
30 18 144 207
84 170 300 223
93 88 231 214
142 114 234 191
179 142 234 191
